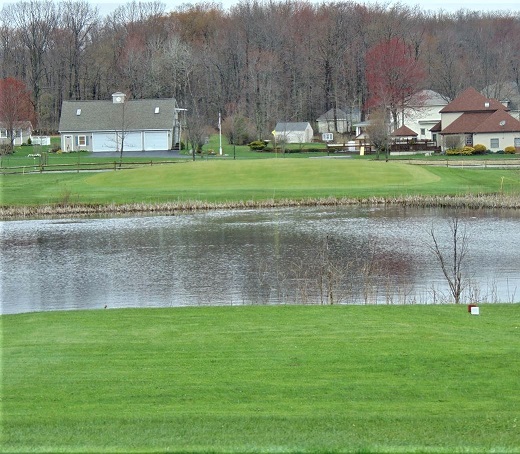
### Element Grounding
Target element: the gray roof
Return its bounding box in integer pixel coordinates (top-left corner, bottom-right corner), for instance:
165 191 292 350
59 98 177 132
275 122 311 131
317 107 361 121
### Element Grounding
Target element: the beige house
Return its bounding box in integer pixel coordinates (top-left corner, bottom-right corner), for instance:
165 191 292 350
436 87 520 152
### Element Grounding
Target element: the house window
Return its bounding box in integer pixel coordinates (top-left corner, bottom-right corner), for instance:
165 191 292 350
154 107 160 114
490 138 499 149
465 135 473 146
514 138 520 147
420 128 425 136
0 129 7 138
76 109 81 116
78 135 87 146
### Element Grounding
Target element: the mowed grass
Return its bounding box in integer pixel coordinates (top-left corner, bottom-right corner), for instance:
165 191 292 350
1 159 519 206
2 305 519 453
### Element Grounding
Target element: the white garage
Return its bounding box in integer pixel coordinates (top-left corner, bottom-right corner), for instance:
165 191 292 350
144 131 169 151
92 132 117 152
59 94 180 153
124 132 143 151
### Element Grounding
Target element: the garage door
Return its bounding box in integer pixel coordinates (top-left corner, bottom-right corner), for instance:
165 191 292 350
92 133 117 152
144 131 168 151
124 132 143 151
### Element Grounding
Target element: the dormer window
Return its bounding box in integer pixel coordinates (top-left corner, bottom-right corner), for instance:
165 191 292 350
155 107 160 114
484 102 490 108
76 109 81 116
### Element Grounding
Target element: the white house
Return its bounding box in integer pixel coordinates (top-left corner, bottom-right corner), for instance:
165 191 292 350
0 120 32 146
273 122 314 144
400 89 447 142
437 87 520 152
58 92 180 152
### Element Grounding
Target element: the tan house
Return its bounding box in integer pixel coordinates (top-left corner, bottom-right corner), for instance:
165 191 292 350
436 87 520 152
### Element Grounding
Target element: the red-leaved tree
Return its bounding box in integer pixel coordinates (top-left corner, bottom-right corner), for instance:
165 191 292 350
366 37 425 129
0 78 35 152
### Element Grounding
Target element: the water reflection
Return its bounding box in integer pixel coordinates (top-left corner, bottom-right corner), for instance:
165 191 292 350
1 206 519 314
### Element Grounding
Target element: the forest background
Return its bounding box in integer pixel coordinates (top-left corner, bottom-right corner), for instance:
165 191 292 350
1 0 519 143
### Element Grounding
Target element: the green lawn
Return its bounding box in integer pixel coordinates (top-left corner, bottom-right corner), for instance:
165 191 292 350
2 159 519 206
2 304 519 453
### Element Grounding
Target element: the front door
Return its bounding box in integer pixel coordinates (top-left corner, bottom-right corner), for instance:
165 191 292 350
64 135 73 152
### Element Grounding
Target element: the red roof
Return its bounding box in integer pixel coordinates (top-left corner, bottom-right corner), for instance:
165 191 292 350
441 112 492 134
473 109 520 133
430 121 442 132
440 87 506 113
441 110 520 135
391 125 418 137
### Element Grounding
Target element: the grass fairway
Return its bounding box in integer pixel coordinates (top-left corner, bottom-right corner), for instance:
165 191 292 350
1 159 519 206
2 305 519 453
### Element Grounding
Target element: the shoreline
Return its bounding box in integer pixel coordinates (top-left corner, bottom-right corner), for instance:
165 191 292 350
2 193 520 219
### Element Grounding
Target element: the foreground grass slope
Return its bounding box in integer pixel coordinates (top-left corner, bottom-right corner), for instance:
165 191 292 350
1 159 519 206
3 305 519 453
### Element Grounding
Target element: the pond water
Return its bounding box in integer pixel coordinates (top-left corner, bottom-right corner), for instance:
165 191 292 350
1 206 519 314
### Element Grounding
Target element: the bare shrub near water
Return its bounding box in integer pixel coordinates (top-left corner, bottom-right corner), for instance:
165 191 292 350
428 217 469 304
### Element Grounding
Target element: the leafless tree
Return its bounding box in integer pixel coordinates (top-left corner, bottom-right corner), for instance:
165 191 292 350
428 217 470 304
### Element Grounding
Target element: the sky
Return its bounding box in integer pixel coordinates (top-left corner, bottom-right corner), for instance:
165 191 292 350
0 0 519 15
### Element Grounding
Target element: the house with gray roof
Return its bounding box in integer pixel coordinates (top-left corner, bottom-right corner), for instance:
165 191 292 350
273 122 313 144
58 92 180 152
316 107 361 134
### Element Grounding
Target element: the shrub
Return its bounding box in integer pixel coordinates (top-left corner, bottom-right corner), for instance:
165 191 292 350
50 144 60 153
496 149 505 154
462 146 475 155
504 146 516 154
248 140 266 151
472 144 487 154
446 148 461 155
27 137 32 146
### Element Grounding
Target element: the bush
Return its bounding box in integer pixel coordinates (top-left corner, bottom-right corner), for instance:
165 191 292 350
504 146 516 154
472 144 487 154
50 144 60 153
462 146 475 155
27 137 32 146
248 140 266 151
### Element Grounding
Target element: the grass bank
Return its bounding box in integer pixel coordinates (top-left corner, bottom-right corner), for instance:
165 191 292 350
2 304 519 453
1 159 519 216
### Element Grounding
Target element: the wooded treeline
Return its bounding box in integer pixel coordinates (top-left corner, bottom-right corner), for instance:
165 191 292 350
1 0 519 139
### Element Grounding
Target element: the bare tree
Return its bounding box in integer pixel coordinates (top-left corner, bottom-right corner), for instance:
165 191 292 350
428 217 470 304
3 0 60 124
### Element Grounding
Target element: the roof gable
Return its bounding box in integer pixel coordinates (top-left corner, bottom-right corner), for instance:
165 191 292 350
59 98 177 132
473 109 520 133
441 112 492 134
391 125 417 137
317 109 348 121
440 87 506 113
275 122 311 131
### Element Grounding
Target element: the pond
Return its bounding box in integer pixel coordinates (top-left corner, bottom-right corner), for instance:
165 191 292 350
1 206 519 314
